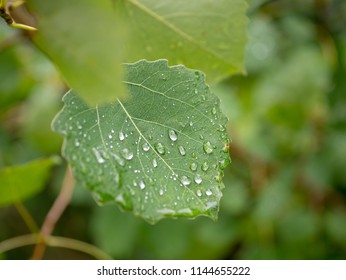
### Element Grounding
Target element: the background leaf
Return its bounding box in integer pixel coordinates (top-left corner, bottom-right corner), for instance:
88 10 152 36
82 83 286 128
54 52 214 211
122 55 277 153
28 0 127 105
0 157 58 207
52 60 230 224
117 0 248 81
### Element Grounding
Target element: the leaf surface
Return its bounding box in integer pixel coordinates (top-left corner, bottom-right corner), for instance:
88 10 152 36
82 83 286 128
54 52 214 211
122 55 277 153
118 0 248 81
53 60 230 223
0 158 58 207
28 0 126 105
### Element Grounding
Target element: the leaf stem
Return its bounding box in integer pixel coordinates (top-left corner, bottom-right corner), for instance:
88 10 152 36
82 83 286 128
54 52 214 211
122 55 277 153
0 234 112 260
14 200 40 234
31 166 75 259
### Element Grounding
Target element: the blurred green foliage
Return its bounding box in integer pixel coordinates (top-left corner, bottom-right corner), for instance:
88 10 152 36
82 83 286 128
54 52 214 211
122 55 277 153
1 0 346 259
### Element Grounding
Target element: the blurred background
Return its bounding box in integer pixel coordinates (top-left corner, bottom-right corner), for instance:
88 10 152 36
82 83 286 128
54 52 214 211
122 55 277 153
1 0 346 259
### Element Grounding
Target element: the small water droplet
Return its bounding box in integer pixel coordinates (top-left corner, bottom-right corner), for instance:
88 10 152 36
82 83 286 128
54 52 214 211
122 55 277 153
139 180 146 190
219 158 229 170
119 131 125 141
202 162 209 171
189 121 193 126
194 88 198 94
196 189 202 197
181 176 191 186
153 158 158 168
121 148 134 160
159 189 164 196
217 125 226 132
211 107 217 115
178 145 186 156
206 189 213 196
203 141 213 154
75 140 80 147
168 129 178 141
108 134 113 139
223 143 230 153
215 171 224 183
190 162 197 171
142 142 150 152
92 148 105 164
154 143 165 155
194 174 202 184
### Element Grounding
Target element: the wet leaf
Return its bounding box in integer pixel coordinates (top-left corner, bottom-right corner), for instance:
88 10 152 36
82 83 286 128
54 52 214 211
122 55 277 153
0 157 58 207
52 60 230 223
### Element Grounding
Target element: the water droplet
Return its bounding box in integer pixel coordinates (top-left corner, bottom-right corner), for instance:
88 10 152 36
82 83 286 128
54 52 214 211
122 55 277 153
75 140 80 147
196 189 202 197
194 174 202 184
153 158 158 168
217 125 226 132
160 73 167 81
139 180 146 190
190 162 197 171
203 141 213 154
181 176 191 186
206 189 213 196
121 148 134 160
92 148 105 164
168 129 178 141
108 134 113 139
110 152 125 166
119 131 125 141
223 143 230 153
215 171 224 183
154 143 165 155
211 107 217 115
189 121 193 126
178 145 186 156
159 189 164 196
219 158 229 170
194 88 198 94
202 162 209 171
142 142 150 152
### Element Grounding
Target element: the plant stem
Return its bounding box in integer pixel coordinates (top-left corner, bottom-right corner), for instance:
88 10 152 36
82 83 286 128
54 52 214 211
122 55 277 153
31 166 75 260
14 200 40 234
0 234 112 260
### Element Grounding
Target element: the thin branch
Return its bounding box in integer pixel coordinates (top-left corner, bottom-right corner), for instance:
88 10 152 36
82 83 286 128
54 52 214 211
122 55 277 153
31 166 75 259
0 234 112 260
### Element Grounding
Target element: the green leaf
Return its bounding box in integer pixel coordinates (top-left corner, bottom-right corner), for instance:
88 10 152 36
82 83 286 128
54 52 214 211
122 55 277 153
0 157 58 207
117 0 248 81
52 60 230 224
28 0 126 105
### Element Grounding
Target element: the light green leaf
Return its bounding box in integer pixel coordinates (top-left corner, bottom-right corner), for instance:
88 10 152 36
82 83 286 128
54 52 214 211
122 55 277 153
118 0 248 81
52 60 230 224
28 0 126 105
0 157 58 207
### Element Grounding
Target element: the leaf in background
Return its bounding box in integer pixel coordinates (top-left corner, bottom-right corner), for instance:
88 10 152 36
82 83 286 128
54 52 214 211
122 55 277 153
28 0 127 105
0 157 58 207
117 0 248 81
52 60 230 224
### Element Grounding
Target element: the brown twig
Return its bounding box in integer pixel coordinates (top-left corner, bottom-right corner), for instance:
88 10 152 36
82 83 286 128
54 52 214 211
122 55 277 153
31 166 75 259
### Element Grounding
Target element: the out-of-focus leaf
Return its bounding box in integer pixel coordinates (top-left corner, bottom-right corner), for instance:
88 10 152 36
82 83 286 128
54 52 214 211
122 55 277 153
28 0 126 105
0 157 58 207
52 60 230 224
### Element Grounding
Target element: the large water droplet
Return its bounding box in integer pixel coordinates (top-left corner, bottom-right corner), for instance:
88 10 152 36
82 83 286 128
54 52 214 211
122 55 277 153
194 174 202 184
219 158 229 170
206 189 213 196
190 162 197 171
178 145 186 156
119 131 125 141
121 148 134 160
142 142 150 152
203 141 213 154
155 143 165 155
202 162 209 171
139 180 146 190
153 158 158 168
168 129 178 141
92 148 105 164
181 175 191 186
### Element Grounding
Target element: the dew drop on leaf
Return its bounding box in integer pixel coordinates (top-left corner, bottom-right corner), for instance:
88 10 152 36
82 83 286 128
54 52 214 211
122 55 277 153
196 189 202 197
190 162 197 171
153 158 158 168
154 143 166 155
194 174 202 184
121 148 134 160
119 131 125 141
202 162 209 171
142 142 150 152
206 189 213 196
181 176 191 186
168 129 178 141
178 145 186 156
139 180 146 190
92 148 105 164
203 141 213 154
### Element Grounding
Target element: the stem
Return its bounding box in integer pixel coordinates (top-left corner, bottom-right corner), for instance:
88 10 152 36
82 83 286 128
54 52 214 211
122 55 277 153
0 234 112 260
14 200 40 234
31 166 75 259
